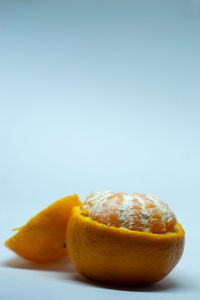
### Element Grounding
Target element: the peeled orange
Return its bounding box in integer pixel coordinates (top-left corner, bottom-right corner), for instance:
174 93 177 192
5 194 81 263
66 191 185 286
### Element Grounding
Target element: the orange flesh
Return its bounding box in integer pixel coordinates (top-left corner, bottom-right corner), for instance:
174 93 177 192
81 192 177 234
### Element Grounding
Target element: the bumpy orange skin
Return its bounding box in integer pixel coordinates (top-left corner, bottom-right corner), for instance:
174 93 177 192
67 206 185 286
5 194 81 264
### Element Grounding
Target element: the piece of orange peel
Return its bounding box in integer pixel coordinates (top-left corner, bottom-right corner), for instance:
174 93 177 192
5 194 81 263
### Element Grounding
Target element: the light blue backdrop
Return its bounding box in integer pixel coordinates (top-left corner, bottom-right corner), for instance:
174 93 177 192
0 1 200 298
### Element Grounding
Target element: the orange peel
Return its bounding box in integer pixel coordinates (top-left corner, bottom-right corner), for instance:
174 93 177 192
66 205 185 286
5 194 81 263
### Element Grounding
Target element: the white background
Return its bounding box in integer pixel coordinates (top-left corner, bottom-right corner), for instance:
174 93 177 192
0 0 200 299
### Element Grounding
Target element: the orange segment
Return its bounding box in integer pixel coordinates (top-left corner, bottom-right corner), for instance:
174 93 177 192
5 194 81 263
82 191 177 233
66 205 185 286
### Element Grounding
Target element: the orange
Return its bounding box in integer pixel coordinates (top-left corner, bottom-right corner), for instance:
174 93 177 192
66 192 185 286
82 191 177 233
5 194 81 263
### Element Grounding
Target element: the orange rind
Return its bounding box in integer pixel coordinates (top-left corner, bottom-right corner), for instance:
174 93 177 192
5 194 81 263
66 192 185 286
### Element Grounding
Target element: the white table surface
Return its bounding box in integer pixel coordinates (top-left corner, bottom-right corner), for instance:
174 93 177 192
0 0 200 299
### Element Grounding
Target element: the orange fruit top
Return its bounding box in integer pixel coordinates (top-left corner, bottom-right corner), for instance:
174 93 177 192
81 191 177 234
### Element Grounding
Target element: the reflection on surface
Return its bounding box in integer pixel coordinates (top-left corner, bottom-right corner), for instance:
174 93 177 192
2 256 76 273
2 256 195 293
64 273 184 292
